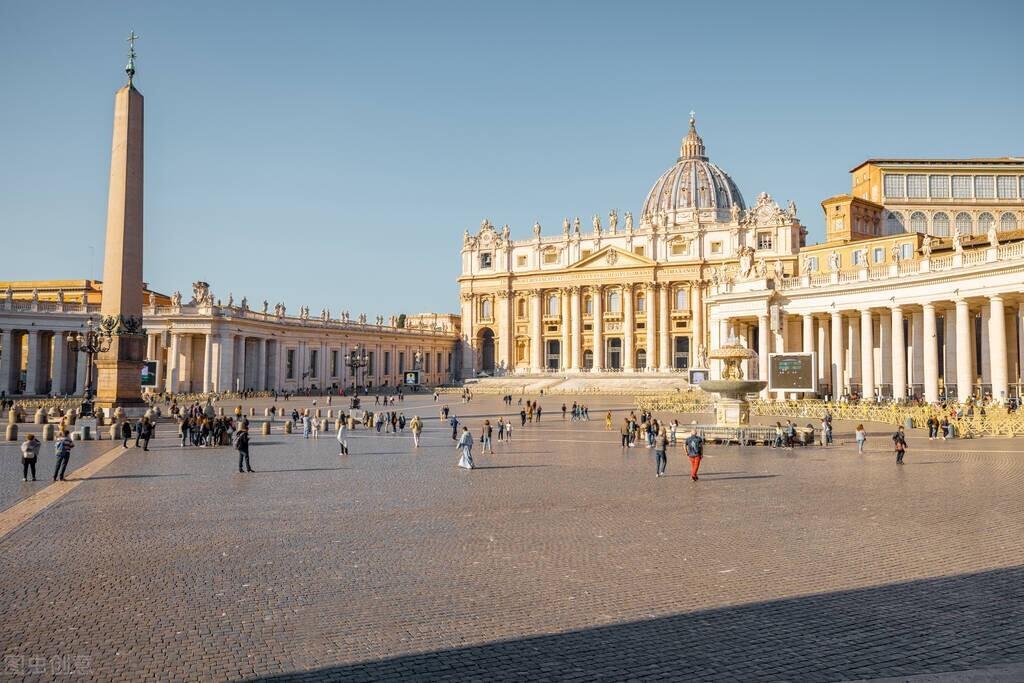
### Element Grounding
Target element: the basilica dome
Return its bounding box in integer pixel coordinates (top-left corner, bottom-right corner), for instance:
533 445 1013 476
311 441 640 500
641 115 745 222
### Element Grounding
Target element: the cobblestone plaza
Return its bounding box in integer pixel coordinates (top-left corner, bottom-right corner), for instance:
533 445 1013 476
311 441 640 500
1 395 1023 681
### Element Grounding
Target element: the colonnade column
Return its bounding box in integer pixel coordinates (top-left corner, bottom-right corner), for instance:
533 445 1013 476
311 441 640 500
460 293 474 378
831 312 844 398
623 284 635 371
592 285 604 370
570 287 581 371
817 317 830 393
166 332 180 392
757 314 770 398
879 313 892 392
560 288 571 371
656 283 668 371
989 295 1008 403
202 333 213 393
0 329 13 395
801 314 813 353
954 299 973 403
860 309 875 400
51 332 67 395
891 307 906 401
530 290 543 372
922 303 939 403
257 337 268 391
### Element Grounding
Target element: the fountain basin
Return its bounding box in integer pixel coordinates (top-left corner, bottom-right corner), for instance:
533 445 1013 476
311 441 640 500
698 379 767 400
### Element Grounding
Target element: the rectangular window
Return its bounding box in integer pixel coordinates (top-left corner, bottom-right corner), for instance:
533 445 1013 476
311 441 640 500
399 352 405 373
852 250 865 266
425 353 431 372
437 353 442 374
581 249 592 259
384 351 391 374
831 217 844 233
710 241 722 254
516 255 527 267
543 251 558 264
756 232 773 250
671 242 686 255
633 246 645 256
309 349 318 378
806 256 818 272
997 176 1017 199
952 175 972 198
883 174 905 198
873 247 884 263
901 244 913 260
929 175 949 198
974 176 995 199
479 252 493 269
446 352 452 371
286 350 295 380
906 174 927 198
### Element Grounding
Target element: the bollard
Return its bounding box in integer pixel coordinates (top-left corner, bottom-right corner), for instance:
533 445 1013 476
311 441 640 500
96 412 106 427
219 407 226 417
333 418 342 432
41 424 55 441
109 423 120 440
5 423 17 441
264 407 272 417
284 421 293 434
249 407 256 417
34 409 46 424
8 409 17 424
261 422 270 435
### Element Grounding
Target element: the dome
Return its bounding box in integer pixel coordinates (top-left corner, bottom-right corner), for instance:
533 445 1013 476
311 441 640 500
641 115 745 221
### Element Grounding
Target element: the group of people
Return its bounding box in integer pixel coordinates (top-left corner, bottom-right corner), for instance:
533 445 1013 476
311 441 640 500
561 402 591 421
19 430 74 481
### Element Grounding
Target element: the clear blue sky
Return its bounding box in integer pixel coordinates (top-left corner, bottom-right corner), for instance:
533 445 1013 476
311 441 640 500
1 0 1020 317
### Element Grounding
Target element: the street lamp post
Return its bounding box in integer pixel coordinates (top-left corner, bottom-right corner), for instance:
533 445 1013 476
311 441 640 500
67 317 112 417
346 345 368 396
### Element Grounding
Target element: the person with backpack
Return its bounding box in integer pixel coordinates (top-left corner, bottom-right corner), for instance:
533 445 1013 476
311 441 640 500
654 427 669 477
410 415 422 448
892 425 908 465
21 433 40 481
685 429 704 482
235 426 253 473
54 430 74 481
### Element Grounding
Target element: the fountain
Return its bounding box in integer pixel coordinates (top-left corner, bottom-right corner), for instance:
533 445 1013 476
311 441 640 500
698 342 767 427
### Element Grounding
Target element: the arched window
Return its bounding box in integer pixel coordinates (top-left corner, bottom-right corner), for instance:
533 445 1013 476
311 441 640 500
909 211 927 234
582 349 594 369
479 298 492 320
884 211 905 235
955 212 973 235
607 290 621 313
584 296 593 316
978 212 995 235
932 212 950 237
517 299 526 318
674 288 688 310
636 348 646 369
636 293 645 313
546 294 559 316
1000 212 1018 233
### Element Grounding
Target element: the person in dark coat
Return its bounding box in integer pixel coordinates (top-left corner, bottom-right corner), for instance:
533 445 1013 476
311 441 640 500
685 429 704 481
121 420 132 448
892 426 908 465
236 426 253 473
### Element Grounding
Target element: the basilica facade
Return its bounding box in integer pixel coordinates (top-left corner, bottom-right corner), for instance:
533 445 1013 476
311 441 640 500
457 116 806 377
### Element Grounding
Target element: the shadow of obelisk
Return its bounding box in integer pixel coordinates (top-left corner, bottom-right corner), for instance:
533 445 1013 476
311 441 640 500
96 36 146 413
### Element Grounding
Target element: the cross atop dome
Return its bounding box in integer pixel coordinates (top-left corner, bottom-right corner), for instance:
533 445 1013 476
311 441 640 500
679 110 707 161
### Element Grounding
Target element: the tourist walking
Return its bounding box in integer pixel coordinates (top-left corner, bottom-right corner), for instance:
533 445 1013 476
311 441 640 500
449 414 460 440
21 433 40 481
855 424 867 454
481 420 494 454
236 426 254 472
892 425 908 464
685 428 704 481
822 416 833 446
53 430 74 481
410 415 422 448
654 427 669 477
336 420 349 455
120 419 132 448
456 426 474 469
139 418 153 451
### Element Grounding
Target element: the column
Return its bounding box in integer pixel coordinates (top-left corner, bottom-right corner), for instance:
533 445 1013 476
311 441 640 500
256 338 267 390
570 287 581 370
943 308 957 392
801 314 813 353
691 284 703 366
623 284 635 371
74 349 87 395
146 333 156 361
0 329 13 395
656 283 668 371
530 290 543 372
954 301 970 405
27 330 42 395
497 292 512 372
51 332 67 395
911 308 924 391
202 333 213 393
167 332 181 392
460 294 474 378
592 286 604 370
847 314 860 387
860 309 875 400
923 303 939 403
216 333 234 392
831 312 845 398
817 317 830 394
879 313 892 393
773 314 785 356
891 307 906 401
758 314 770 398
560 288 571 371
989 295 1008 403
980 304 991 385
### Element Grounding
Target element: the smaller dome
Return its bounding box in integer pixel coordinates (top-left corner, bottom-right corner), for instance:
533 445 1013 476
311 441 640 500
641 115 745 221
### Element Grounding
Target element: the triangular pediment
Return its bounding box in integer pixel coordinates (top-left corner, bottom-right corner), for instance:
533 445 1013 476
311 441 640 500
569 246 656 270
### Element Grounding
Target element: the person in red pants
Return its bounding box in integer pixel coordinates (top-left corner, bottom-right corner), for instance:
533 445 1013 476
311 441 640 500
685 428 704 481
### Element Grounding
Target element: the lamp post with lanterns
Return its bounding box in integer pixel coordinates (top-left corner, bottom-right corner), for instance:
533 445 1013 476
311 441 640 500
67 317 112 417
346 345 369 396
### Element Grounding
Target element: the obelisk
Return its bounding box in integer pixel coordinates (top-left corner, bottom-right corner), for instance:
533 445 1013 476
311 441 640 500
96 33 146 411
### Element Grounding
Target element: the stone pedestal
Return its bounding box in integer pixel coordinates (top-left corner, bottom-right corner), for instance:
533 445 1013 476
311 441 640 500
714 396 751 427
96 334 146 411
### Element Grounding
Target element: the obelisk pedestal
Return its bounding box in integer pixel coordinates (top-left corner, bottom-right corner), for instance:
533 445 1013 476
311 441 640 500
95 80 146 412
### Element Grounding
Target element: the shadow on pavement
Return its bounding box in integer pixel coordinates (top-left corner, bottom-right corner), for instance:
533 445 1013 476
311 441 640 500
254 565 1024 682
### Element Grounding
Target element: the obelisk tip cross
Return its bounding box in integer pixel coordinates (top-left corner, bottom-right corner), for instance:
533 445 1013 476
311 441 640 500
126 31 140 85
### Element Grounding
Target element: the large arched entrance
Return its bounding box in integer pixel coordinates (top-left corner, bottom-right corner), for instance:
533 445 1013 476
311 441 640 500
606 338 623 370
477 328 495 374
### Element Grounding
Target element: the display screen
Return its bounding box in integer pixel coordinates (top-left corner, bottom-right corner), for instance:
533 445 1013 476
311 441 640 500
141 361 158 387
768 353 816 392
403 371 420 386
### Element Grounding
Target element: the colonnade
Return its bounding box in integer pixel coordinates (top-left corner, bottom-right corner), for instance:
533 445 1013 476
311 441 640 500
718 294 1023 403
0 327 86 397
